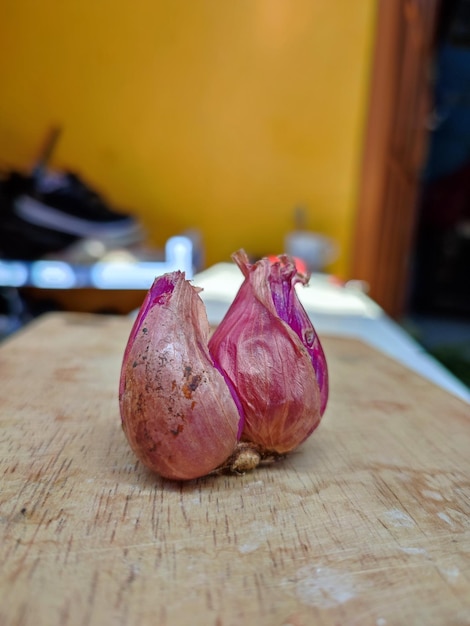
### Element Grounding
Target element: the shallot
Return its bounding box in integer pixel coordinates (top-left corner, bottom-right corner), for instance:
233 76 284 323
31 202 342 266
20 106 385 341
119 250 328 480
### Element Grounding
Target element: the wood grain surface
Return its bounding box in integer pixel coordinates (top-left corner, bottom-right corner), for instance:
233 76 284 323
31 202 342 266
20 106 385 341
0 312 469 626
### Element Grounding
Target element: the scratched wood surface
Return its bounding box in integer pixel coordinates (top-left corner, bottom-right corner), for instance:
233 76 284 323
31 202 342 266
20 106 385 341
0 312 469 626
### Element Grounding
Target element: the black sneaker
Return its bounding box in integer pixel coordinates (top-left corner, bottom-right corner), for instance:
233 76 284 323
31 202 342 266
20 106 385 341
0 169 143 260
0 171 77 259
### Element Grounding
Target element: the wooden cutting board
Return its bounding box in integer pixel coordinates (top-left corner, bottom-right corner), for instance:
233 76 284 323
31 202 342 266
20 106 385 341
0 312 469 626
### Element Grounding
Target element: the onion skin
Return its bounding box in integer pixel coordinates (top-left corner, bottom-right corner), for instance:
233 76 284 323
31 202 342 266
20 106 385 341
119 272 242 480
209 250 328 455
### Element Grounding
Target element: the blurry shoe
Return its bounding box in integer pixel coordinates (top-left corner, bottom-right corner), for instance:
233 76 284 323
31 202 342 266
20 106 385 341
0 169 144 260
0 171 76 259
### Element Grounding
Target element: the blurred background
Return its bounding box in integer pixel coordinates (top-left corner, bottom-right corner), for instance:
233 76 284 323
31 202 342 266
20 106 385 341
0 0 469 387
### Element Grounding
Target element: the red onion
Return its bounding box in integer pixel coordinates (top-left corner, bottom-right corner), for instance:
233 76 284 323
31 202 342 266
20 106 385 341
119 250 328 480
209 250 328 454
119 272 243 480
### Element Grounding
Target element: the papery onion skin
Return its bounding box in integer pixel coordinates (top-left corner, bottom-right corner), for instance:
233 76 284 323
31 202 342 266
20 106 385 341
119 272 243 481
268 255 329 415
209 250 328 455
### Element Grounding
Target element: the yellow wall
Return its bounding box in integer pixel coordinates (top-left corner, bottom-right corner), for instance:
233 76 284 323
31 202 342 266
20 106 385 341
0 0 376 275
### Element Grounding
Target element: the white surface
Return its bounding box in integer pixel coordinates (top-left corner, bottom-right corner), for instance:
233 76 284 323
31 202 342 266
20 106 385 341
193 263 470 404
